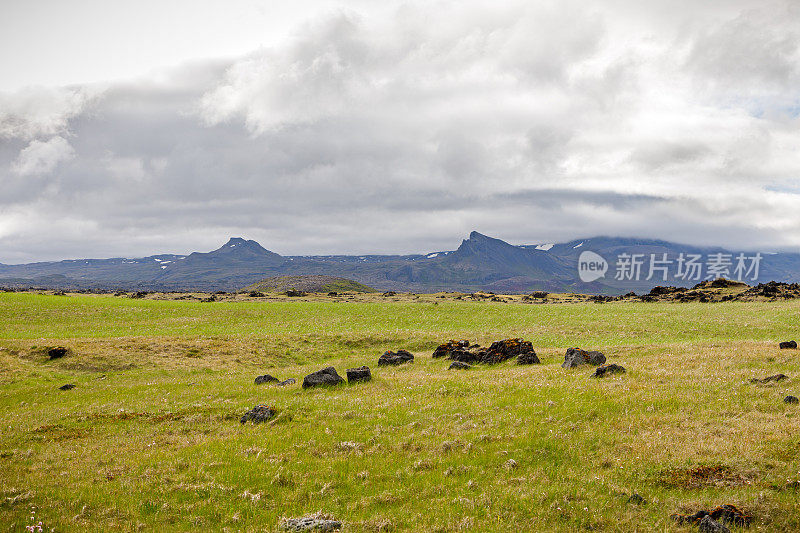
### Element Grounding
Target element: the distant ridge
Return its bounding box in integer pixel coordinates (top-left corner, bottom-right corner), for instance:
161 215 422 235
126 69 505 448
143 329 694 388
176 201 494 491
1 232 799 294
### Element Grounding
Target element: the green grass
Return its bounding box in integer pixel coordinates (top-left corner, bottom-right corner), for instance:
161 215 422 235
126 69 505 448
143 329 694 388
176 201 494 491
2 293 800 531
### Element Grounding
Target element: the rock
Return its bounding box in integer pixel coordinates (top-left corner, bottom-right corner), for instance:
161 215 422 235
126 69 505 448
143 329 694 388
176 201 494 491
302 367 345 388
562 347 606 368
382 291 397 297
447 347 485 364
280 515 342 531
784 395 799 404
432 339 470 358
346 366 371 383
627 493 646 505
276 378 296 386
448 361 472 370
285 289 306 297
47 347 68 360
58 384 76 391
672 504 752 527
254 374 279 385
248 291 265 297
592 363 626 377
240 405 277 424
327 291 338 297
482 338 535 364
378 350 414 366
698 516 730 533
780 340 798 349
750 374 788 384
516 351 541 365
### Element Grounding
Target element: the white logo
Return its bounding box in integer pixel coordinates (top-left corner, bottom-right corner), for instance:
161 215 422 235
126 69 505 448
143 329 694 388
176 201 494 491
578 251 608 282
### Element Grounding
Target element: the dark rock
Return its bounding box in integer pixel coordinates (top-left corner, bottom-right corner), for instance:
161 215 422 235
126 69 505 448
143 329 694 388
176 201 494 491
529 291 548 298
627 493 646 505
448 361 472 370
327 291 338 297
378 350 414 366
698 516 730 533
129 291 148 299
240 405 277 424
562 347 606 368
285 289 306 297
483 338 535 364
302 367 345 388
248 291 265 297
276 378 296 386
516 350 541 365
750 373 788 384
346 366 371 383
448 347 485 364
47 347 68 360
780 340 798 349
784 395 799 404
280 515 342 531
432 339 470 358
254 374 279 385
58 384 76 391
588 294 615 303
382 291 397 297
592 363 626 377
672 504 751 527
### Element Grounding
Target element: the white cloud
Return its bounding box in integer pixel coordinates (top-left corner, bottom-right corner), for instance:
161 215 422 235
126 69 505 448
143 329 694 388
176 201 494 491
0 86 99 141
11 136 75 176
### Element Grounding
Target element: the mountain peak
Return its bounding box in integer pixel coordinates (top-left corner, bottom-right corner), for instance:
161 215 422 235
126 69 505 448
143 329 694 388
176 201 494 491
209 237 280 258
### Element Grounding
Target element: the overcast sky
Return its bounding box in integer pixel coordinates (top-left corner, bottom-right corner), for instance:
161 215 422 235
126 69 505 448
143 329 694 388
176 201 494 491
1 0 799 263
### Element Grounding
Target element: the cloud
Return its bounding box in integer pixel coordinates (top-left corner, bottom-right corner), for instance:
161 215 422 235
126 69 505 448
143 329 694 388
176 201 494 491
2 0 800 262
11 136 75 176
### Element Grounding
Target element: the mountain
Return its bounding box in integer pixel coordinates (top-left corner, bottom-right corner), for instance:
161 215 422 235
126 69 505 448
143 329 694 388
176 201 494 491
1 232 799 294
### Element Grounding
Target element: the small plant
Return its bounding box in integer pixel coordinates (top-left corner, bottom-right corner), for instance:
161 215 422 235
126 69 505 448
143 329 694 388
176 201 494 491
26 506 44 532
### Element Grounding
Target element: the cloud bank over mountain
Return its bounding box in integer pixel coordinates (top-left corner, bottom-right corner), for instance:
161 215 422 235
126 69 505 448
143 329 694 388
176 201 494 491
1 0 799 262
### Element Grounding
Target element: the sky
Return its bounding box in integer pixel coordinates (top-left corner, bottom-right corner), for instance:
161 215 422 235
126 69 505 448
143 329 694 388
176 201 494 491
1 0 800 263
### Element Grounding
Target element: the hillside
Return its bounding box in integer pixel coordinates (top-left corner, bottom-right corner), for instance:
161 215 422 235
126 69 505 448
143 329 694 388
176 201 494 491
242 275 377 293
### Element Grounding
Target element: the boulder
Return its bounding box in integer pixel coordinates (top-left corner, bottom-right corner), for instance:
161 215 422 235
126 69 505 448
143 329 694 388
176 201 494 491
240 405 277 424
254 374 279 385
482 338 534 364
302 367 345 388
378 350 414 366
280 515 342 531
276 378 296 387
784 395 799 404
448 361 472 370
346 366 371 383
432 339 470 358
780 340 798 349
48 347 68 360
750 374 788 384
58 384 76 391
592 363 626 377
562 347 606 368
447 347 485 364
672 504 751 527
698 516 730 533
517 351 541 365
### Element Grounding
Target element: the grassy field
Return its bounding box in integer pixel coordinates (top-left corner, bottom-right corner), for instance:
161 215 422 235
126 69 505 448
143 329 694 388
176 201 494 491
2 292 800 531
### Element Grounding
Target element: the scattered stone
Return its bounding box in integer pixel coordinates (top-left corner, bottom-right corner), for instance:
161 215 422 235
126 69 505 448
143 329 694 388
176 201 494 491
432 339 470 358
248 291 265 297
671 504 752 527
129 291 149 299
483 338 535 364
516 350 541 365
779 340 798 349
276 378 296 387
378 350 414 366
504 459 518 470
47 347 68 360
784 395 799 404
302 367 345 388
327 291 338 297
346 366 371 383
448 361 472 370
382 291 397 297
750 374 788 384
285 289 306 297
255 374 279 385
280 514 342 531
562 347 606 368
698 516 731 533
58 384 76 391
592 363 626 377
627 493 646 505
240 405 277 424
